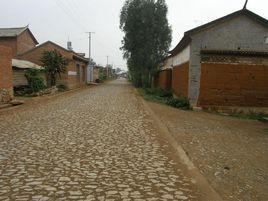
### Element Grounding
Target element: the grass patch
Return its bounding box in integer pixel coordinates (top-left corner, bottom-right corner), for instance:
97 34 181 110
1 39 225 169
138 87 191 110
204 108 268 122
229 111 268 121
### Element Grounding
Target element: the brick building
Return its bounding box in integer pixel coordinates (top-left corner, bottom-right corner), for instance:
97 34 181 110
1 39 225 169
0 26 38 57
0 46 13 102
162 8 268 107
0 26 89 90
17 41 88 89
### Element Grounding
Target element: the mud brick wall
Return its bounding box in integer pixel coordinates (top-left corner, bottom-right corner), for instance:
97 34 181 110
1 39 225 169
155 69 172 91
172 62 189 97
0 46 13 102
153 73 159 88
198 63 268 106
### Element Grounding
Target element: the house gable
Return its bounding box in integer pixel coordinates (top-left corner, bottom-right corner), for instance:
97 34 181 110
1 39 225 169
0 26 38 56
17 41 73 66
191 14 268 52
170 9 268 56
17 29 39 55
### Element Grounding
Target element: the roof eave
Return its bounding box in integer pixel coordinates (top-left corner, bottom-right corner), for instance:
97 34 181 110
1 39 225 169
169 35 191 56
73 54 89 63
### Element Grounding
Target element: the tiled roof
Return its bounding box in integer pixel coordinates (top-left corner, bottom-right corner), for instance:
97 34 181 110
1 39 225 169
0 26 28 37
12 59 43 70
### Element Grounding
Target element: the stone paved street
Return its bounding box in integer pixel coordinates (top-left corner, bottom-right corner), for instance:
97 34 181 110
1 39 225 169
0 79 199 201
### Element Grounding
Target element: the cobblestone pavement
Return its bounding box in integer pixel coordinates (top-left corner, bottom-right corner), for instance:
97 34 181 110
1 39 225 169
0 79 199 201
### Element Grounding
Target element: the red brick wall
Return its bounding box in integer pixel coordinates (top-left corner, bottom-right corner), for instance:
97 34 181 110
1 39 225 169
17 30 37 55
172 62 189 97
0 38 17 56
155 69 172 91
0 30 37 56
198 63 268 106
0 46 13 102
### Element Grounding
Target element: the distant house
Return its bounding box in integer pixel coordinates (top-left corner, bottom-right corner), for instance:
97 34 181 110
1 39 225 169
0 26 38 56
17 41 88 89
161 8 268 107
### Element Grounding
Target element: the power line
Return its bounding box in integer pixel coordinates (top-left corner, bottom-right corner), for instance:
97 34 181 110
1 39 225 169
54 0 87 31
67 0 83 16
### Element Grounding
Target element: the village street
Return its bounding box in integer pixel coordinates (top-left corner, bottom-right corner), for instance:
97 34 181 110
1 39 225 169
0 79 201 201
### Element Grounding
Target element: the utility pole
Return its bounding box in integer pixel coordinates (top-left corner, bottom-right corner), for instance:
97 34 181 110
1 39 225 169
106 56 109 78
86 32 95 82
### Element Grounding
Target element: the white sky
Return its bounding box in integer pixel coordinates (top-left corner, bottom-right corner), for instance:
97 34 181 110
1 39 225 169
0 0 267 70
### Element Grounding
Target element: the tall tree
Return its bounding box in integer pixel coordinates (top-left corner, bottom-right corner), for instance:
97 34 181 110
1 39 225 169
120 0 172 87
41 50 68 87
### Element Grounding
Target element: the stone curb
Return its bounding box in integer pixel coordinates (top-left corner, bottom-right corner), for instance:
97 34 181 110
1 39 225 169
136 89 223 201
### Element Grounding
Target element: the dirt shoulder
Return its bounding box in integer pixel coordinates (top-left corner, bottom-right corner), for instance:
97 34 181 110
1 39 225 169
146 101 268 201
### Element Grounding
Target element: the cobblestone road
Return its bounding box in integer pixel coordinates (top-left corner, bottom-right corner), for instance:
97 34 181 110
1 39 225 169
0 79 199 201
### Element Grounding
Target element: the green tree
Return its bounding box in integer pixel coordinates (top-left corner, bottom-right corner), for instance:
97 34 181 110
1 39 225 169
25 69 45 93
41 50 68 87
120 0 172 87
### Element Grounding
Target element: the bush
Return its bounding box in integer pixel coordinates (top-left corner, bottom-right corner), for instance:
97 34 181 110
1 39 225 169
166 96 191 110
14 85 34 96
57 84 68 92
144 88 172 98
25 69 46 93
139 87 191 110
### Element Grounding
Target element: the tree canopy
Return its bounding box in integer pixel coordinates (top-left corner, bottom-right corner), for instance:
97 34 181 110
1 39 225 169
120 0 172 87
41 50 68 87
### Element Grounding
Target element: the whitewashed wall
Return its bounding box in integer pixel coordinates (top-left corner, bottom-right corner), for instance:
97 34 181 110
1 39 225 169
173 45 190 66
163 57 173 69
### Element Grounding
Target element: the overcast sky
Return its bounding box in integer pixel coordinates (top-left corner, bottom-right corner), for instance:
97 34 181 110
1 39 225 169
1 0 267 70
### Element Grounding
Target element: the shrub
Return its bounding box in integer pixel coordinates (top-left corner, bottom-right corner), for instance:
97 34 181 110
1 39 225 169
14 85 33 96
166 96 191 110
25 69 46 93
57 84 68 92
144 88 172 98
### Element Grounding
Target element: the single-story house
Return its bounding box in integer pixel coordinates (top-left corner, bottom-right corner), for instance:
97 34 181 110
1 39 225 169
159 8 268 107
0 26 89 89
17 41 89 89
